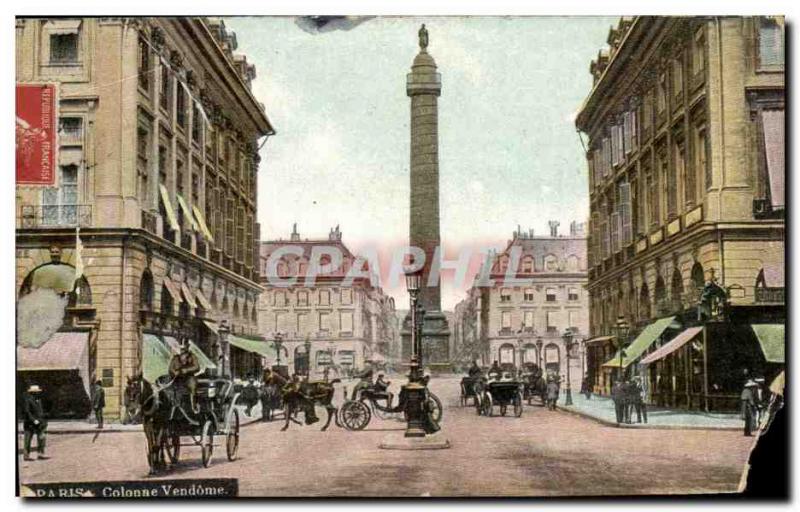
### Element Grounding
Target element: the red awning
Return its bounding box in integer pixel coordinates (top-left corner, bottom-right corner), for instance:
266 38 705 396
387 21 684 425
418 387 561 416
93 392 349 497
17 331 91 395
639 327 703 366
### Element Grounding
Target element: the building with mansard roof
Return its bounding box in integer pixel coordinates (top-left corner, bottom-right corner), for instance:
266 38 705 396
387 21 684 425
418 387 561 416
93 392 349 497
15 17 274 419
576 16 784 408
258 226 398 378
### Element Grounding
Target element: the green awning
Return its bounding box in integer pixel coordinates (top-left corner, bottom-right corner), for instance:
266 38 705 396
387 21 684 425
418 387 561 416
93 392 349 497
175 193 199 231
603 316 676 369
752 324 784 363
142 334 171 383
192 205 214 242
229 335 276 358
190 340 217 371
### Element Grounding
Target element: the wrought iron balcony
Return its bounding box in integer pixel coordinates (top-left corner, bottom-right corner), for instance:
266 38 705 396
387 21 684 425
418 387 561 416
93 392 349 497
19 204 92 229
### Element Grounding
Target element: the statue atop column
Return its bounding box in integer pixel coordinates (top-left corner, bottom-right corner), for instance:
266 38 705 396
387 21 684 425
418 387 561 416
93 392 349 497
418 24 428 50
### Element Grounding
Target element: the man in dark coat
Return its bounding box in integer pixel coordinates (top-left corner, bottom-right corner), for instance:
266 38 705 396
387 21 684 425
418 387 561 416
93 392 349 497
22 384 48 461
631 377 647 424
488 360 501 380
169 343 200 413
741 379 759 436
467 360 482 378
546 377 560 410
91 380 106 429
611 380 624 424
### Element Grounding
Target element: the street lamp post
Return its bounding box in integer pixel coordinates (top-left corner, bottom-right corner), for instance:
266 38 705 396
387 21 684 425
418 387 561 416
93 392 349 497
562 328 574 406
218 319 230 378
304 336 312 379
402 268 428 437
536 339 543 370
614 316 630 384
273 332 284 368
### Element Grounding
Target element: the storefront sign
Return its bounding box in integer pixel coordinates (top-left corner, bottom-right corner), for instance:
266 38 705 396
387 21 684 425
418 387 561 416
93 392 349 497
16 83 57 186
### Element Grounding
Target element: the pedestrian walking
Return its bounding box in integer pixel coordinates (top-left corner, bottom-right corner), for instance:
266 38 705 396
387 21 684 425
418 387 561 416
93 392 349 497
91 380 106 429
546 378 559 411
581 375 592 400
611 380 624 424
740 379 759 436
21 384 48 461
632 377 647 424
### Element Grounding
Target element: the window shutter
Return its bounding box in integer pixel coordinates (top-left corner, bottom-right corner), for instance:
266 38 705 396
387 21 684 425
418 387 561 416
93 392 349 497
610 211 620 253
611 126 619 167
620 182 632 245
761 109 785 208
631 109 638 150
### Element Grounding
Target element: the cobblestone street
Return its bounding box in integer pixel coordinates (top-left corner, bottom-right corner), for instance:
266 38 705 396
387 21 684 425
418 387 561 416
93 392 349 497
18 377 753 497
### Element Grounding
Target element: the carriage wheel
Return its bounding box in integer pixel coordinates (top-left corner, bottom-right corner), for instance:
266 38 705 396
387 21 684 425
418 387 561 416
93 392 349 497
514 391 524 417
363 398 390 420
200 420 214 468
340 401 371 431
427 392 443 423
165 425 181 464
485 394 494 417
226 409 240 461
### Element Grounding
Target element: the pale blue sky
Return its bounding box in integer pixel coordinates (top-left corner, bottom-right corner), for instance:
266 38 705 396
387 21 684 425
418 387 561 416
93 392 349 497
226 16 618 309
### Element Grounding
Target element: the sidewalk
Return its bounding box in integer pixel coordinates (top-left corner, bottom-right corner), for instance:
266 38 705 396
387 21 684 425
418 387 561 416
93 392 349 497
557 393 743 431
17 404 265 435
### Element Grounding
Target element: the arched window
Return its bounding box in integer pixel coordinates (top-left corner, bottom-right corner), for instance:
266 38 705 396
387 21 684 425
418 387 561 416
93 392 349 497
521 256 534 274
68 276 92 307
522 343 538 364
671 268 684 310
544 254 559 272
160 283 173 316
544 343 561 373
566 254 580 272
639 283 651 321
498 343 515 365
233 298 240 318
691 262 704 300
654 275 667 314
221 293 229 313
251 304 257 323
139 270 154 311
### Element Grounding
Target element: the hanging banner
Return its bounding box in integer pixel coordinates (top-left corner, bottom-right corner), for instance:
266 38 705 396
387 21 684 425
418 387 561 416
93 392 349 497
16 83 58 186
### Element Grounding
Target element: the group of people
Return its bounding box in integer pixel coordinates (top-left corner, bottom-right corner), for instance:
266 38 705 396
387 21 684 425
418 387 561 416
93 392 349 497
611 377 647 424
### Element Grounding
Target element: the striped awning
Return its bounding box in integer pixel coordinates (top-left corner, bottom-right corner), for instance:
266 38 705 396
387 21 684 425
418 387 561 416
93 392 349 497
196 290 213 311
159 185 180 232
142 333 172 383
18 331 89 371
161 277 184 304
175 193 199 231
229 335 275 358
180 283 197 309
603 316 676 369
639 327 703 366
192 205 214 242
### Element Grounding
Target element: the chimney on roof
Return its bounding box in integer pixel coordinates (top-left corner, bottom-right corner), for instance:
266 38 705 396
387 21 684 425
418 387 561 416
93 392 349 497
291 223 300 241
328 225 342 241
549 220 560 238
529 228 534 238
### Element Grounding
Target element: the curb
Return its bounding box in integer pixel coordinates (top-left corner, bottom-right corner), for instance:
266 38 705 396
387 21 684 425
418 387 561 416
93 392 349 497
556 404 742 431
17 412 265 436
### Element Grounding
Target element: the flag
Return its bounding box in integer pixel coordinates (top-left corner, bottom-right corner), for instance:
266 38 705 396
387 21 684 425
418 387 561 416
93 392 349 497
74 227 84 295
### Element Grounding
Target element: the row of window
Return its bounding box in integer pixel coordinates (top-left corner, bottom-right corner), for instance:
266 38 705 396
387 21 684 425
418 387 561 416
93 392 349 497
268 288 355 307
499 287 581 303
494 253 583 274
268 311 356 335
499 309 581 334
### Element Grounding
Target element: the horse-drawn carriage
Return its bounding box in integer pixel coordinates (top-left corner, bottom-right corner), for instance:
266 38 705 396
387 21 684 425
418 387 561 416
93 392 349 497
162 377 241 468
459 376 483 406
139 374 241 473
338 378 443 431
520 363 547 406
475 374 524 417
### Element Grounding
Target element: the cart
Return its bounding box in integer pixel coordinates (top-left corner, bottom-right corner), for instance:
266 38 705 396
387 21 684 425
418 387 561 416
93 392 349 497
459 376 483 407
338 386 443 431
163 377 241 468
477 378 524 417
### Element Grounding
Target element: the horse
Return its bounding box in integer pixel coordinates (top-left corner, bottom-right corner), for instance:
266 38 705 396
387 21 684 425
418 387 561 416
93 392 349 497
265 371 340 431
122 375 143 424
131 374 173 475
260 369 285 422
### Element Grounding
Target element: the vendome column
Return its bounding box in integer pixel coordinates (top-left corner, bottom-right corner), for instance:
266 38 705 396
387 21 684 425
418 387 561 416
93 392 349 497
402 24 450 370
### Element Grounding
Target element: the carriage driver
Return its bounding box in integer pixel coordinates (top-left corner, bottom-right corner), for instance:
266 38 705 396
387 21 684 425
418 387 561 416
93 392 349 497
373 373 394 408
468 360 482 379
169 342 201 413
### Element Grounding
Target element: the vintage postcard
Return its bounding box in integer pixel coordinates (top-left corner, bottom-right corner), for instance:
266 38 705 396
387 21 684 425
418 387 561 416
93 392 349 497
14 15 786 498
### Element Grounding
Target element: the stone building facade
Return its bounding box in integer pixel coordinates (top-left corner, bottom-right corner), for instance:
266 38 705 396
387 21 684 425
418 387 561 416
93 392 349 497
576 16 784 407
16 17 273 419
258 226 398 378
453 222 589 390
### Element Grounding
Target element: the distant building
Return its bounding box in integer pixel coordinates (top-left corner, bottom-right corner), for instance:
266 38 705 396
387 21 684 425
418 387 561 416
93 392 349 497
15 17 273 419
258 226 397 378
453 222 589 390
576 16 784 408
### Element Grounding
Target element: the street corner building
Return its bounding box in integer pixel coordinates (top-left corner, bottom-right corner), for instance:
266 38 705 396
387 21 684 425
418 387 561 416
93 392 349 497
257 226 400 380
15 17 275 420
453 221 589 391
575 17 784 409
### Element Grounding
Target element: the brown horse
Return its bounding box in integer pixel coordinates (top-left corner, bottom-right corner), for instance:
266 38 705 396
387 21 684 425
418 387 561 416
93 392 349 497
264 370 340 431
